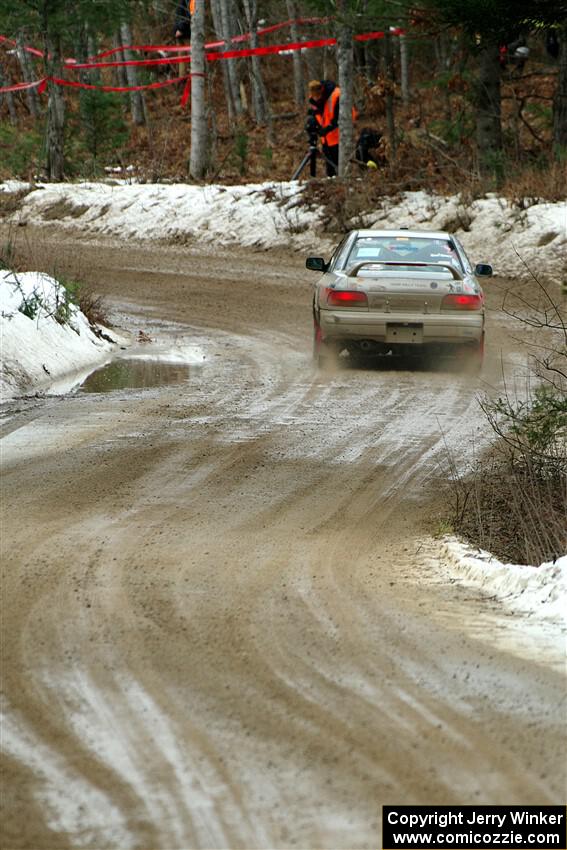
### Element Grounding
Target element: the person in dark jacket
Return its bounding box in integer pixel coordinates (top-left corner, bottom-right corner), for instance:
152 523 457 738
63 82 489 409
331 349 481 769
174 0 192 40
173 0 193 76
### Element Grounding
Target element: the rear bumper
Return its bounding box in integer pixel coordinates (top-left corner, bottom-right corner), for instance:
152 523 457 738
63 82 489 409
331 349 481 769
319 308 484 345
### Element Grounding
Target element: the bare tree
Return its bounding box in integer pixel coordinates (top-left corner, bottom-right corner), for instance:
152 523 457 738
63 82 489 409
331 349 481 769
285 0 305 105
111 31 129 91
399 32 409 105
0 68 18 125
476 38 502 176
190 0 208 178
210 0 236 120
16 34 40 118
44 36 65 180
218 0 243 117
337 4 354 177
553 24 567 154
120 21 147 126
242 0 270 126
384 29 396 162
304 42 319 83
86 32 101 83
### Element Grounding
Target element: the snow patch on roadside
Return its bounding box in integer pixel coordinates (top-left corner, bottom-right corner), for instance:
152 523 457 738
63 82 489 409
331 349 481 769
442 536 567 626
3 180 321 250
0 269 120 401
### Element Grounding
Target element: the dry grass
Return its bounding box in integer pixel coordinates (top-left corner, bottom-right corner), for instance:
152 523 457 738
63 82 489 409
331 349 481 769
0 188 34 219
77 288 111 328
450 450 566 565
447 271 566 566
41 200 90 221
0 228 111 329
500 160 567 206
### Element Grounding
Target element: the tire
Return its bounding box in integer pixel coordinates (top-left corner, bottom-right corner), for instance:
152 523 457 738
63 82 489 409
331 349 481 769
313 322 335 370
312 321 323 361
460 334 485 372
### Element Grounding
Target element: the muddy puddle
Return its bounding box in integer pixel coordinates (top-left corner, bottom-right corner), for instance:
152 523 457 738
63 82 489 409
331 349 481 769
79 357 197 393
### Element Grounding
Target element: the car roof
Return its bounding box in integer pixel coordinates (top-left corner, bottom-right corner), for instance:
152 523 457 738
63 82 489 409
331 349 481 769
353 229 454 240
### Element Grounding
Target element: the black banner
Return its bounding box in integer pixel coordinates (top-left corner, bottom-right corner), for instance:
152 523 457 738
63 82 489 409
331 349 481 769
383 806 566 850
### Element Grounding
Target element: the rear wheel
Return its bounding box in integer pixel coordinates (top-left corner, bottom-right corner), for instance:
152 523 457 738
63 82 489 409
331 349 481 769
312 321 323 359
457 334 484 372
313 323 336 370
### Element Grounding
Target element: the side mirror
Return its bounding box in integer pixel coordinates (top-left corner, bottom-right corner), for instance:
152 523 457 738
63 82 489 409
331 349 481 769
306 257 328 272
475 263 493 277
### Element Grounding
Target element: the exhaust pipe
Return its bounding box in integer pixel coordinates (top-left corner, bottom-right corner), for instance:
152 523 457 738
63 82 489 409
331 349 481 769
359 340 374 351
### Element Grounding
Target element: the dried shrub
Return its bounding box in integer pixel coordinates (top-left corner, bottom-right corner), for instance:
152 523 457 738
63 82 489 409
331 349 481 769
302 177 392 233
451 453 566 565
41 200 90 221
0 188 33 219
78 289 111 328
500 160 567 206
448 268 566 565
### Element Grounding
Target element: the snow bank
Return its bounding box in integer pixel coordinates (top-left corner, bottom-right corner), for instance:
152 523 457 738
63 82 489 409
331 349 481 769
0 270 119 401
443 536 567 625
2 181 566 280
2 180 322 250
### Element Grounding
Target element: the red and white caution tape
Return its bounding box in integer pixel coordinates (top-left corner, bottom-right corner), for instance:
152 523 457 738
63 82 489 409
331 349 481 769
0 27 403 103
0 17 332 65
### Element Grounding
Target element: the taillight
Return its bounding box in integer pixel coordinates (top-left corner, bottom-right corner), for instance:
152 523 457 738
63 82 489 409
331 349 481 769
326 289 368 307
441 293 483 311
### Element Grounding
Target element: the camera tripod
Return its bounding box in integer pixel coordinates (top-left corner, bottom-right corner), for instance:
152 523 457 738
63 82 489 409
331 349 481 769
291 133 338 180
291 118 337 180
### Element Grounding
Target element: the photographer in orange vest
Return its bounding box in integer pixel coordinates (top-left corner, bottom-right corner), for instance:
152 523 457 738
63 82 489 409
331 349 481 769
308 79 356 177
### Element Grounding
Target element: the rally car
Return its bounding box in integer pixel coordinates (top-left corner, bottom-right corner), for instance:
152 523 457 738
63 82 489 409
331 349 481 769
306 229 492 368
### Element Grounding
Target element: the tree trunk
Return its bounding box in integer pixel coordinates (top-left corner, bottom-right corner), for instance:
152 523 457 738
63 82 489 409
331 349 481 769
190 0 208 179
76 28 95 155
0 68 18 125
112 31 130 113
368 40 382 80
16 34 40 119
384 30 396 162
286 0 305 105
44 37 65 180
399 33 409 105
304 42 319 83
219 0 243 116
359 0 374 81
87 33 102 83
435 32 452 122
322 45 330 79
553 25 567 154
210 0 235 121
242 0 270 127
337 5 354 177
120 22 147 126
476 40 502 176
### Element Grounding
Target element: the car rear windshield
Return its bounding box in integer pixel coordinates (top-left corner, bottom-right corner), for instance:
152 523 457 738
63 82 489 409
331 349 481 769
345 236 464 272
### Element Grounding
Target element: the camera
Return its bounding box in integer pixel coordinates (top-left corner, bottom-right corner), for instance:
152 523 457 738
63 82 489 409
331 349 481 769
304 110 319 145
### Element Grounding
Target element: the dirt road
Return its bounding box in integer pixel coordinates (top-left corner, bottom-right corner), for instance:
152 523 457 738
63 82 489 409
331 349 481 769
1 232 565 850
